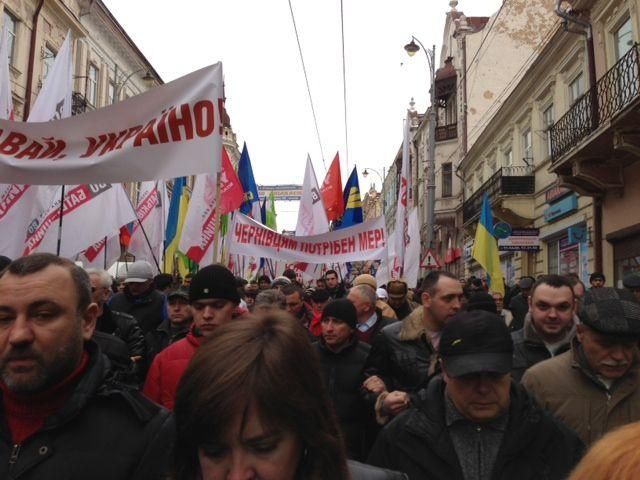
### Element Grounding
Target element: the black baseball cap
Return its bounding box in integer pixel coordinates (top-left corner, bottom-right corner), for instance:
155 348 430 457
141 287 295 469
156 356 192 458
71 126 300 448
167 287 190 301
439 310 513 377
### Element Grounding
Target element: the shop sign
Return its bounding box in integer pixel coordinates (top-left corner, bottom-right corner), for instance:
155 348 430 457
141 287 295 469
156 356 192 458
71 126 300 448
544 194 578 223
545 185 572 203
493 221 512 239
463 239 474 262
498 228 540 251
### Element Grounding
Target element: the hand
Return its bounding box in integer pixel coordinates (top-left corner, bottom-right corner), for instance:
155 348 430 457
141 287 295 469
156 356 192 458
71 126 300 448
382 390 410 417
130 356 142 363
363 375 386 395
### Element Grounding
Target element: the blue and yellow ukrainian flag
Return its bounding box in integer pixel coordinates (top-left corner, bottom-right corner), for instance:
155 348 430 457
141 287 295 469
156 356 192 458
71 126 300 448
472 193 505 295
338 166 363 229
163 177 192 277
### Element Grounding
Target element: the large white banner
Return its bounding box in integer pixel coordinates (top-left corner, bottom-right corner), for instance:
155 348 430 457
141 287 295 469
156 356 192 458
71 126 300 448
0 63 224 185
230 213 387 264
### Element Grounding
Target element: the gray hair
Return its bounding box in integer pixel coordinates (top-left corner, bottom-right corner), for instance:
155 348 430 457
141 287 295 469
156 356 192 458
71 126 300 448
255 289 286 310
85 268 113 288
350 284 376 306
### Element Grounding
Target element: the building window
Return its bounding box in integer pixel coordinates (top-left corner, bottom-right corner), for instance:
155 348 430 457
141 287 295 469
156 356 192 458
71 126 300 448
106 80 115 105
3 11 17 66
548 236 580 276
503 148 513 167
42 45 55 80
569 73 584 105
86 63 98 106
442 163 452 197
543 104 554 158
522 129 532 165
475 165 484 188
614 17 633 61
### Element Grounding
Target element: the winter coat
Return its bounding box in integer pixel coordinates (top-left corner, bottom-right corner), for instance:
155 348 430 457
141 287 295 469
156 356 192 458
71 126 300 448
377 300 397 320
348 460 408 480
364 307 437 395
356 309 397 345
507 293 528 332
0 342 174 480
96 304 146 359
314 337 372 460
109 288 166 334
143 327 202 410
144 320 190 369
390 300 418 321
521 339 640 446
511 314 573 382
367 376 584 480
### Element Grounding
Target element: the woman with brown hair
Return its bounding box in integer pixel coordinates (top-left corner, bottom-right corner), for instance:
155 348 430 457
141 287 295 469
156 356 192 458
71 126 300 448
173 311 406 480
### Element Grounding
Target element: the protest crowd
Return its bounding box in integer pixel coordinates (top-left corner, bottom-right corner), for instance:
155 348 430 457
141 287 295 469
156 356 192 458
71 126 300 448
1 252 640 479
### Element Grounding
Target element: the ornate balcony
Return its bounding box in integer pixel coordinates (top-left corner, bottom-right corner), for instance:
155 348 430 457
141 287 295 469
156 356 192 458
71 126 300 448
72 91 94 116
435 123 457 141
551 44 640 167
462 166 535 225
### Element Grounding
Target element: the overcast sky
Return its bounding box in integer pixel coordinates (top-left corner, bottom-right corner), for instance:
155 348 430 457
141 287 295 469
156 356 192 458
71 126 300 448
104 0 503 230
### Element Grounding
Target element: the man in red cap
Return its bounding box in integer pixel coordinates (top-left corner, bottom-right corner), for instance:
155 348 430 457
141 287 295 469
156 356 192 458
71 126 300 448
143 264 240 409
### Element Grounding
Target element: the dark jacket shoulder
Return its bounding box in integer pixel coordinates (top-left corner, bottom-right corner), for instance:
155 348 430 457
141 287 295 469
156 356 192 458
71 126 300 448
348 460 408 480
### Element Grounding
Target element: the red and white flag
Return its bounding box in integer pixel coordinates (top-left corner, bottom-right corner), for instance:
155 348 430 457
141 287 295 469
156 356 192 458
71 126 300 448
403 208 420 287
128 181 168 266
391 114 410 279
320 152 344 222
179 147 243 265
78 234 121 269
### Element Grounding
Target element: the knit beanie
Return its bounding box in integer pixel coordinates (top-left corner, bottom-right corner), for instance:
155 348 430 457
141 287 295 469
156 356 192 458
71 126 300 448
189 264 241 304
466 291 498 314
321 298 357 329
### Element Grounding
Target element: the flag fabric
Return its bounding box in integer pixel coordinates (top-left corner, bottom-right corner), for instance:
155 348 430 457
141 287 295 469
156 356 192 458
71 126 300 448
472 193 505 295
403 208 420 287
164 177 190 276
237 142 261 217
296 154 329 236
219 147 244 215
78 234 121 269
128 181 168 266
392 114 410 279
338 166 363 229
265 191 277 231
320 152 344 221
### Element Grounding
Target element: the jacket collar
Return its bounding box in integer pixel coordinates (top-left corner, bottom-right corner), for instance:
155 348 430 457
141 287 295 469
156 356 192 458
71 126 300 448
523 313 576 346
399 307 426 341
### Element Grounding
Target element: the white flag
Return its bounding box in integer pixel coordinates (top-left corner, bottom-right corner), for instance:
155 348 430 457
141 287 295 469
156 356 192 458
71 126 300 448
78 234 121 269
128 181 168 266
391 114 410 279
403 208 421 287
24 183 136 259
179 173 216 266
296 155 329 236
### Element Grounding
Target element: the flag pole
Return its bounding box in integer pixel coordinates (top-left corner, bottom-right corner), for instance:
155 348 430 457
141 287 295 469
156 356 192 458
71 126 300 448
103 236 108 269
55 186 66 256
126 187 161 273
212 170 223 264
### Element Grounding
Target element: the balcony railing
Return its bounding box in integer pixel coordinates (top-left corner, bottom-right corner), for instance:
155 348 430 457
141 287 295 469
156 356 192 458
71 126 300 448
72 91 92 116
551 44 640 164
435 123 457 141
462 166 534 223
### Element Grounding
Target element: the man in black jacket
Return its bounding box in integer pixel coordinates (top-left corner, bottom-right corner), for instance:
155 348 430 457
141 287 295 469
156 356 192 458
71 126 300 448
0 253 173 479
368 310 584 480
145 287 192 367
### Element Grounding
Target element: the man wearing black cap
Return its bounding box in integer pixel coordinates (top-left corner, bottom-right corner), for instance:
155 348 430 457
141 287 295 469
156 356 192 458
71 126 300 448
314 299 372 460
368 310 584 479
522 287 640 446
589 272 606 289
622 272 640 302
143 264 240 409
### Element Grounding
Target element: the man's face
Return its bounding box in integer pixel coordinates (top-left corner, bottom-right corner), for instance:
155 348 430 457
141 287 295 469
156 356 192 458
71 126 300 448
312 298 329 313
316 280 326 290
126 280 151 298
258 279 271 290
0 265 97 394
192 298 236 337
573 283 585 310
491 293 504 313
387 293 406 309
577 325 637 379
168 296 192 326
89 274 111 308
183 276 193 288
443 367 511 423
591 278 605 288
325 274 339 289
422 276 464 329
347 290 373 322
321 316 353 350
630 288 640 303
285 292 304 316
528 284 574 342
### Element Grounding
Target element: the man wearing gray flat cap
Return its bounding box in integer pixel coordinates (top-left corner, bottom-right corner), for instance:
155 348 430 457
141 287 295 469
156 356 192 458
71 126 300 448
522 287 640 446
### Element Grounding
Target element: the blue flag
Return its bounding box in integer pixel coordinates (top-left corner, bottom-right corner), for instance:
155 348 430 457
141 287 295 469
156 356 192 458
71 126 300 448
338 166 363 229
237 142 260 216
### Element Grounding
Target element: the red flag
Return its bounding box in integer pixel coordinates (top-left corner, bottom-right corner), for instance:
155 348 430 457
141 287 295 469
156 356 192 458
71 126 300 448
220 147 244 215
320 152 344 221
119 225 132 248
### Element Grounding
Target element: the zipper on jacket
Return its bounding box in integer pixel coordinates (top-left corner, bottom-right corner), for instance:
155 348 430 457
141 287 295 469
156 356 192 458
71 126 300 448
8 443 20 469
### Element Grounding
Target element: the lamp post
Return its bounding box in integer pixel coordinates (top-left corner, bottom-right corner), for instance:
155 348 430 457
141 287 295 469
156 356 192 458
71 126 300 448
112 65 155 104
404 36 436 251
362 166 387 211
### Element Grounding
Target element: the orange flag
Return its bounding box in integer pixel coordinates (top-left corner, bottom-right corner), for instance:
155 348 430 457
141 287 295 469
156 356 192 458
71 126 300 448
320 152 344 221
220 147 245 215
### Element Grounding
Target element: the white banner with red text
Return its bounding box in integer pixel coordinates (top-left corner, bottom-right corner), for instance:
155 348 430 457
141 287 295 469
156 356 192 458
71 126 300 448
0 63 224 185
229 213 388 264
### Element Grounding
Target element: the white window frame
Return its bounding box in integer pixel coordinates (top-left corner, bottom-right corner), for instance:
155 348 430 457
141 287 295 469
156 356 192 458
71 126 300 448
87 63 98 106
3 11 17 66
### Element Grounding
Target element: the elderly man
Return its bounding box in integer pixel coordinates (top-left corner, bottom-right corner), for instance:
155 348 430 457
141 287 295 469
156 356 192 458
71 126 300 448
368 310 584 479
622 272 640 302
0 253 173 478
364 271 464 422
511 275 576 382
522 288 640 446
347 284 396 345
143 264 239 409
109 260 166 334
353 274 396 319
386 280 418 320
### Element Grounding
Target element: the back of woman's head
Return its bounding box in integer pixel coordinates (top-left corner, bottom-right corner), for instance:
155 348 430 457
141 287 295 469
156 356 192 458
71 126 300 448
173 311 349 480
569 421 640 480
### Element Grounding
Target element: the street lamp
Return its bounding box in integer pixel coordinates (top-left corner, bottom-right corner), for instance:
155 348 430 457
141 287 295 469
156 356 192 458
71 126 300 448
404 35 437 251
362 167 384 185
112 67 155 104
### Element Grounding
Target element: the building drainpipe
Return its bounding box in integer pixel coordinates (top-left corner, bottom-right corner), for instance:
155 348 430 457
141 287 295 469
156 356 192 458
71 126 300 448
554 0 602 272
23 0 46 121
